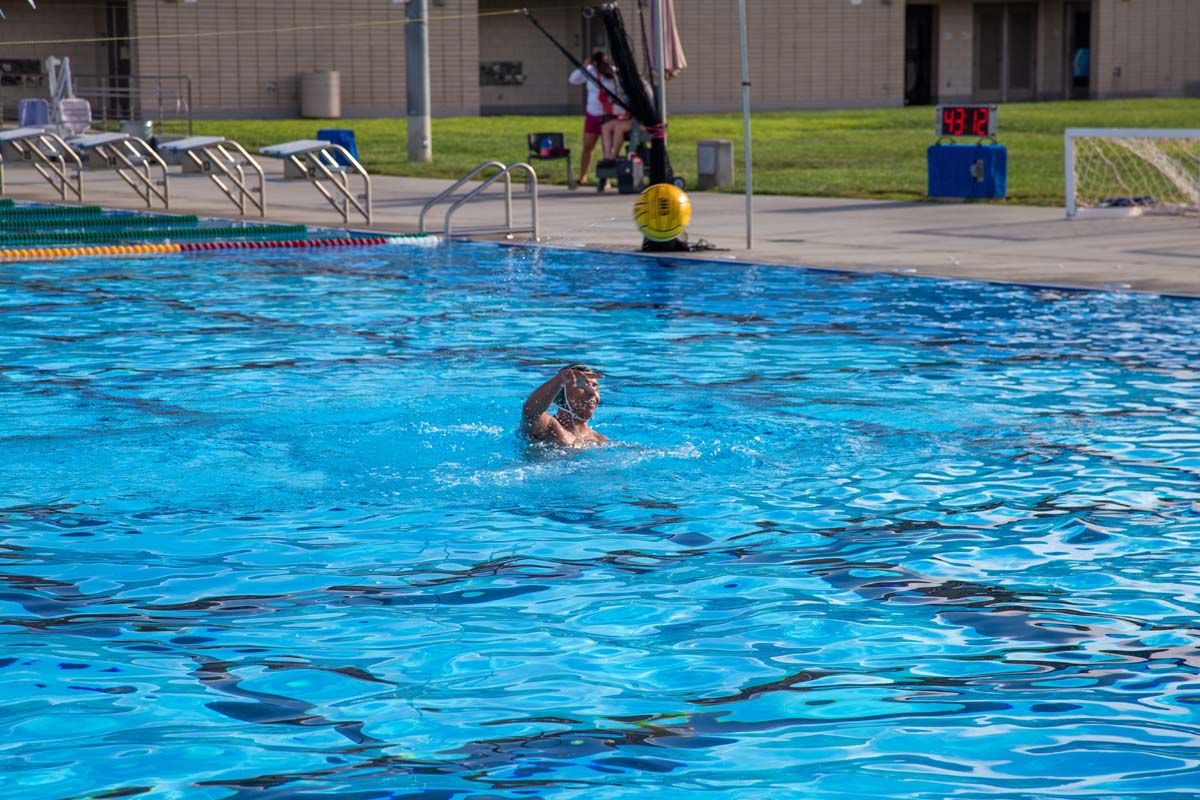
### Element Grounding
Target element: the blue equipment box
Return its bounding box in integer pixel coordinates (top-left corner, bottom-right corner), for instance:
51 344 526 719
316 128 359 166
927 143 1007 199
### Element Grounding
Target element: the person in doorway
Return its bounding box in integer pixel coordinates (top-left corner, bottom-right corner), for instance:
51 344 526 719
520 364 608 447
1072 47 1090 88
568 51 621 187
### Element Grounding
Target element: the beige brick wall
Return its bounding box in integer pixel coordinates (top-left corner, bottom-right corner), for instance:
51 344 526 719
129 0 479 118
927 0 1062 103
1094 0 1200 98
934 2 975 103
5 1 1200 121
478 0 583 114
474 0 906 115
931 0 1200 103
0 1 108 120
1041 1 1065 98
431 0 481 115
665 0 905 112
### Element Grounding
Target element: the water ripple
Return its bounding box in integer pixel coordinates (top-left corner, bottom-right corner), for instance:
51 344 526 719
2 245 1199 798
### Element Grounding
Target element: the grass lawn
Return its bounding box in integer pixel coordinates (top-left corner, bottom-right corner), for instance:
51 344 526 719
171 98 1200 206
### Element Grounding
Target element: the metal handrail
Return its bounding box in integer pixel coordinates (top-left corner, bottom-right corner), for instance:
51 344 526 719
444 162 539 242
219 140 265 217
0 129 84 202
74 134 170 209
171 138 265 216
72 74 194 136
307 144 371 226
418 160 513 234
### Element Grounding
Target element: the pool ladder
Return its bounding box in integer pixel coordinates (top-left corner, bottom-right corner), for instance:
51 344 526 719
418 161 539 241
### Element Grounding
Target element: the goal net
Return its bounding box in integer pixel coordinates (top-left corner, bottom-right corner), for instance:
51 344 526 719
1065 128 1200 220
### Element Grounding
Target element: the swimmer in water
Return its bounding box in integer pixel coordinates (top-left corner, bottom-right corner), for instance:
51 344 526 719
520 364 608 447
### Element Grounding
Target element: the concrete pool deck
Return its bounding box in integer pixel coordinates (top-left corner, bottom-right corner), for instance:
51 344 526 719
4 164 1200 296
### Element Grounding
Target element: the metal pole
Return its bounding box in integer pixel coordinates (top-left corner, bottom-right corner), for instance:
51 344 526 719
406 0 432 163
1064 130 1076 219
652 0 666 121
737 0 753 249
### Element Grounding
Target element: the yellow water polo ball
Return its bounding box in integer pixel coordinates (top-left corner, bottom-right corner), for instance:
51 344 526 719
633 183 692 242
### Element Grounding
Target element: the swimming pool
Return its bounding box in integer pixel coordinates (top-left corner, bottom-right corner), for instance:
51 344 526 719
2 242 1198 799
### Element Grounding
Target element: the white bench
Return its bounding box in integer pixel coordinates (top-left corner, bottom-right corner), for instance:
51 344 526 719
259 139 371 225
69 132 169 209
0 126 65 144
0 127 83 202
159 135 266 216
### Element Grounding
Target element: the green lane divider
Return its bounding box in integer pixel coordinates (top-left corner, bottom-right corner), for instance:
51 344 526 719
0 205 105 219
0 216 198 231
0 215 202 231
0 224 308 246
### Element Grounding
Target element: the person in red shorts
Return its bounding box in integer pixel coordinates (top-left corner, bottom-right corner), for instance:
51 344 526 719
568 51 621 188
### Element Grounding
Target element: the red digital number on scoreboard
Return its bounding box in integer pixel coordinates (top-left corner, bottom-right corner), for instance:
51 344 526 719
937 105 995 138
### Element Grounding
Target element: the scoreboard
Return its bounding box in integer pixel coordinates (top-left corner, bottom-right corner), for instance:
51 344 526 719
936 105 998 139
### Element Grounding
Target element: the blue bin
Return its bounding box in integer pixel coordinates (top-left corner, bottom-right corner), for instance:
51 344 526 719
18 98 50 127
927 143 1007 199
316 128 359 167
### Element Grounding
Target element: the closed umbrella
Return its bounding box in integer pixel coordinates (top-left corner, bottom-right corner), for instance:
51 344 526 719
656 0 687 79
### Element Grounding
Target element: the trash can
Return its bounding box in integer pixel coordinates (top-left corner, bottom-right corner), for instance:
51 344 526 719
317 128 359 167
697 139 734 189
301 70 341 119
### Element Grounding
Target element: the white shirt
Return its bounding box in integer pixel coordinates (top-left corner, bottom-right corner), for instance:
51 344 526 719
569 64 625 117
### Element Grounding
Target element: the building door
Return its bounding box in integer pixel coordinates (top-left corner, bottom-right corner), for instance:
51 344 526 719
1065 1 1092 99
905 5 937 106
974 2 1038 102
105 0 132 119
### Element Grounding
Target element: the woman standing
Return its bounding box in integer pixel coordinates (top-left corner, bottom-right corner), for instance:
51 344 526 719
568 51 621 187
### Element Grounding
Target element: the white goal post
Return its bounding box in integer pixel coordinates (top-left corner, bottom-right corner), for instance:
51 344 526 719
1065 128 1200 222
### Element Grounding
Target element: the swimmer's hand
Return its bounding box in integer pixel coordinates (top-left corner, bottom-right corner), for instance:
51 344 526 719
553 366 582 407
559 364 601 380
555 365 599 402
523 367 580 434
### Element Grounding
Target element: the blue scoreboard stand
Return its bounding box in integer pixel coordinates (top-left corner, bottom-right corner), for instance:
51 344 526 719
927 143 1007 199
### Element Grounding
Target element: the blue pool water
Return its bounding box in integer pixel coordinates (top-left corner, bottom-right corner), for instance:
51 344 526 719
2 243 1199 799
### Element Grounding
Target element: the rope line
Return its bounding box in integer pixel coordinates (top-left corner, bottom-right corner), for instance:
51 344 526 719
0 236 434 261
0 6 536 48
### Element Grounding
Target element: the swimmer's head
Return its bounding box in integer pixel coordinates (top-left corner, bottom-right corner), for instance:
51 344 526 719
556 364 602 422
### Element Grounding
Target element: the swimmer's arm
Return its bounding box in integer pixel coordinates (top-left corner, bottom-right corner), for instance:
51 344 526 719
520 370 573 444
